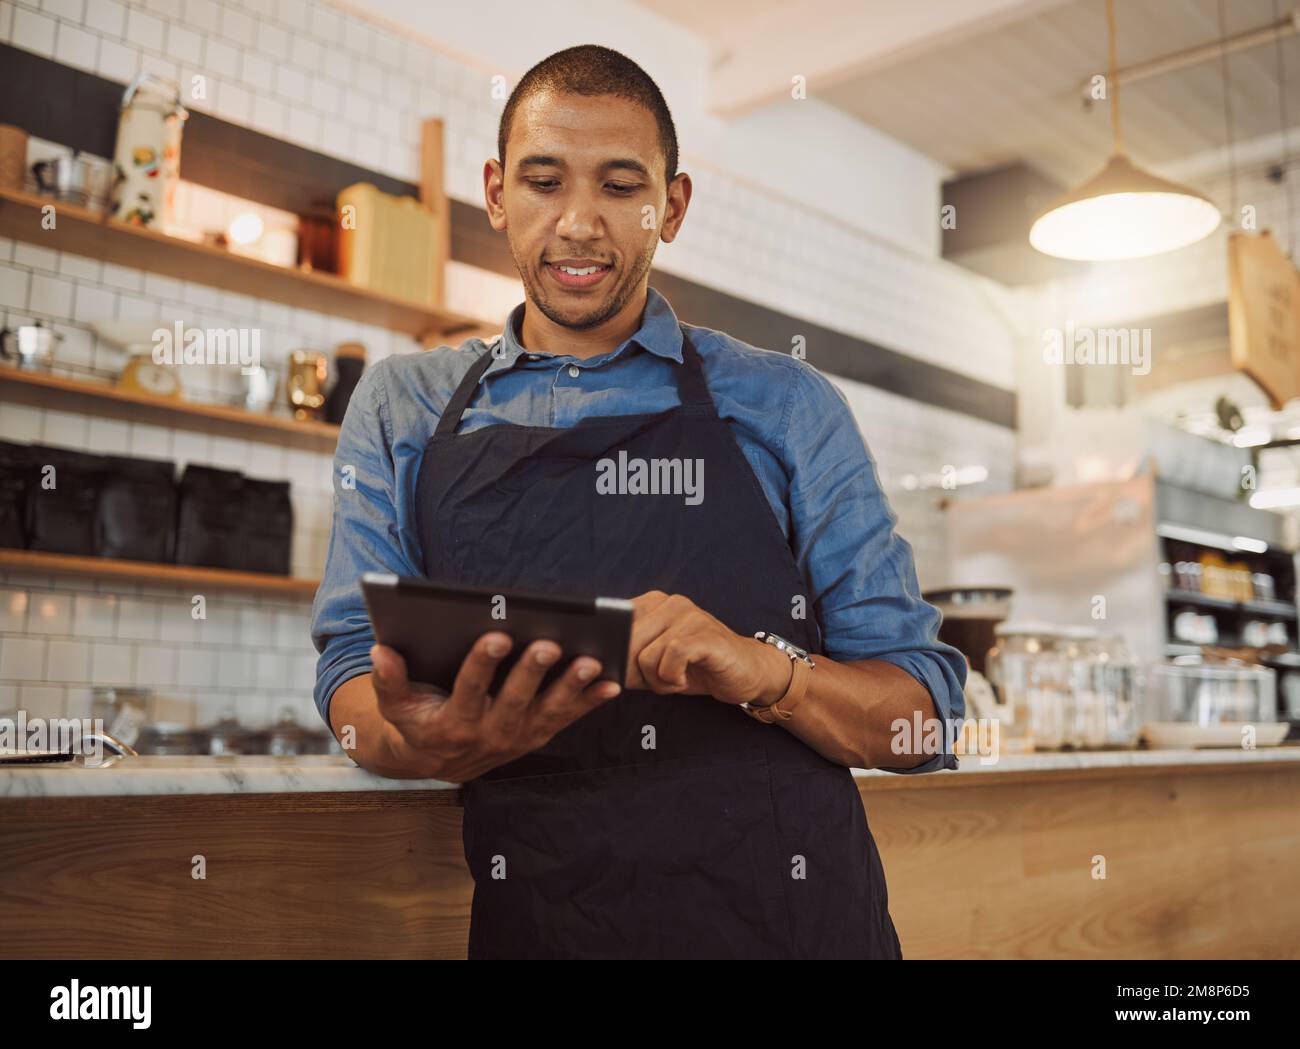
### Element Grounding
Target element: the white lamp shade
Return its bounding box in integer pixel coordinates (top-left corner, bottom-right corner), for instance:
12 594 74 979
1029 153 1222 261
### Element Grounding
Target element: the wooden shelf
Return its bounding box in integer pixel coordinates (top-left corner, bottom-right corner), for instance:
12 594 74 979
0 186 484 341
0 366 341 452
1165 588 1298 620
0 549 318 598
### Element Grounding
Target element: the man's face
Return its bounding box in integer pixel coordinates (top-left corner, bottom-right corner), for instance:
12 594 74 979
485 90 688 331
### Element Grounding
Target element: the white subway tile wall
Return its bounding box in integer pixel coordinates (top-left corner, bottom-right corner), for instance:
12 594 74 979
0 0 1018 726
836 375 1016 583
0 574 319 726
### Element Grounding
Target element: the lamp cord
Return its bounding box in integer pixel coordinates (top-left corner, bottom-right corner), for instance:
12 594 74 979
1107 0 1123 154
1217 0 1240 223
1272 0 1296 257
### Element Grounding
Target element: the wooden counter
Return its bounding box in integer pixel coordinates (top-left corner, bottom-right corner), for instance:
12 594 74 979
859 749 1300 959
2 750 1297 958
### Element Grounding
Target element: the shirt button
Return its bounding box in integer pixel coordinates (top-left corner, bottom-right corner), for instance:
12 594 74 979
567 365 580 378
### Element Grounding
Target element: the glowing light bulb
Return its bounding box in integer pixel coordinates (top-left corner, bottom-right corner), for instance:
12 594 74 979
227 212 264 247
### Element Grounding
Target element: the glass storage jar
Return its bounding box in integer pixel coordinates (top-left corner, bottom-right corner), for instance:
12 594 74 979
1061 628 1106 749
1096 635 1141 748
986 623 1060 753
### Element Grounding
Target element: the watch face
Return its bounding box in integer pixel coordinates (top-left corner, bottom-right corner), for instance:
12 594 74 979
761 632 809 660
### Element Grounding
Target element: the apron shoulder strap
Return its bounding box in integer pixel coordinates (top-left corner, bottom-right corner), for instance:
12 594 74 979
674 327 715 412
435 343 497 436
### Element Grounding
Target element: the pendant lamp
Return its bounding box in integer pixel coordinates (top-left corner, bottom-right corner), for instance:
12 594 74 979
1029 0 1222 261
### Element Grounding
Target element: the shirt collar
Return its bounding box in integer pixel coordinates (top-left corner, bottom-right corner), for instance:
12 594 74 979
480 285 684 383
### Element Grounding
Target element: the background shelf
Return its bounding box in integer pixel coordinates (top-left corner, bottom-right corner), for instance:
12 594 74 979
0 549 318 598
1165 589 1298 620
0 186 483 342
0 366 341 452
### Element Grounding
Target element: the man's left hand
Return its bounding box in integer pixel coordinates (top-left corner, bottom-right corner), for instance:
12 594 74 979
625 591 793 705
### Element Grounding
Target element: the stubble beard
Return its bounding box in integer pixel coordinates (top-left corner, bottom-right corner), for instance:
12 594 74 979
513 236 658 332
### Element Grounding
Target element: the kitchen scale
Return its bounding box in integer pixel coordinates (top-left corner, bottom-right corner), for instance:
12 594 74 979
91 318 183 398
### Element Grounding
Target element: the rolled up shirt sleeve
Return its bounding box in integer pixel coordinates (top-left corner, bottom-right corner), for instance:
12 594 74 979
309 359 423 729
782 363 967 773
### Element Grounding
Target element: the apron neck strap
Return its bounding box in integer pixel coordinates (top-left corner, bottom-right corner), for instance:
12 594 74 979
436 343 496 436
674 327 714 410
435 324 715 437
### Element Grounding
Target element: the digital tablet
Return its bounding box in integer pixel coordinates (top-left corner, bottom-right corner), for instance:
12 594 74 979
361 572 635 694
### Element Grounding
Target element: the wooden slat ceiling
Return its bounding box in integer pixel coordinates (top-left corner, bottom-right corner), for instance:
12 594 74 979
820 0 1300 183
643 0 1300 185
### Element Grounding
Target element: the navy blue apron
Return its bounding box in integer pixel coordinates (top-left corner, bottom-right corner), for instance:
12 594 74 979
414 326 902 959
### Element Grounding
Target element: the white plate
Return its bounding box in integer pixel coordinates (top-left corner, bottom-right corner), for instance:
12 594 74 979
1140 722 1289 749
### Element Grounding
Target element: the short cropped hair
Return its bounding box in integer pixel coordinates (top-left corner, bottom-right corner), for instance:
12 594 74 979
498 44 679 182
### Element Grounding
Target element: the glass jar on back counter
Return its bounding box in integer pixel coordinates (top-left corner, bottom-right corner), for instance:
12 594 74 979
987 623 1063 752
1097 635 1141 748
1057 627 1103 749
1050 629 1143 750
1146 662 1278 725
1061 631 1142 749
1029 635 1072 750
988 625 1142 751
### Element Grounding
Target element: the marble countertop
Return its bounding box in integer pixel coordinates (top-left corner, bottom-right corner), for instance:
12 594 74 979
855 744 1300 780
0 754 460 798
2 746 1297 798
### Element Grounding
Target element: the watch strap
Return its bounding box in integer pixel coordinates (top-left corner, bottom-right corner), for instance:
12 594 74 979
744 654 812 723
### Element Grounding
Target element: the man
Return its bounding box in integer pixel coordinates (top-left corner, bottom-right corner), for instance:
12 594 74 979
311 44 966 960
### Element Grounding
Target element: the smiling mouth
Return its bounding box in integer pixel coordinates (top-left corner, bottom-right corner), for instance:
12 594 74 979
545 259 613 289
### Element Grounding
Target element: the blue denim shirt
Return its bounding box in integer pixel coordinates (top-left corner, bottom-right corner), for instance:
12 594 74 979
310 287 966 772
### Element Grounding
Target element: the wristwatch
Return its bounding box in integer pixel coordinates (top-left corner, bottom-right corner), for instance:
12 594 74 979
740 632 815 723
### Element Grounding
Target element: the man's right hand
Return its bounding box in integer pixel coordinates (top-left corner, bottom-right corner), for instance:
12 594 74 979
339 632 620 783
